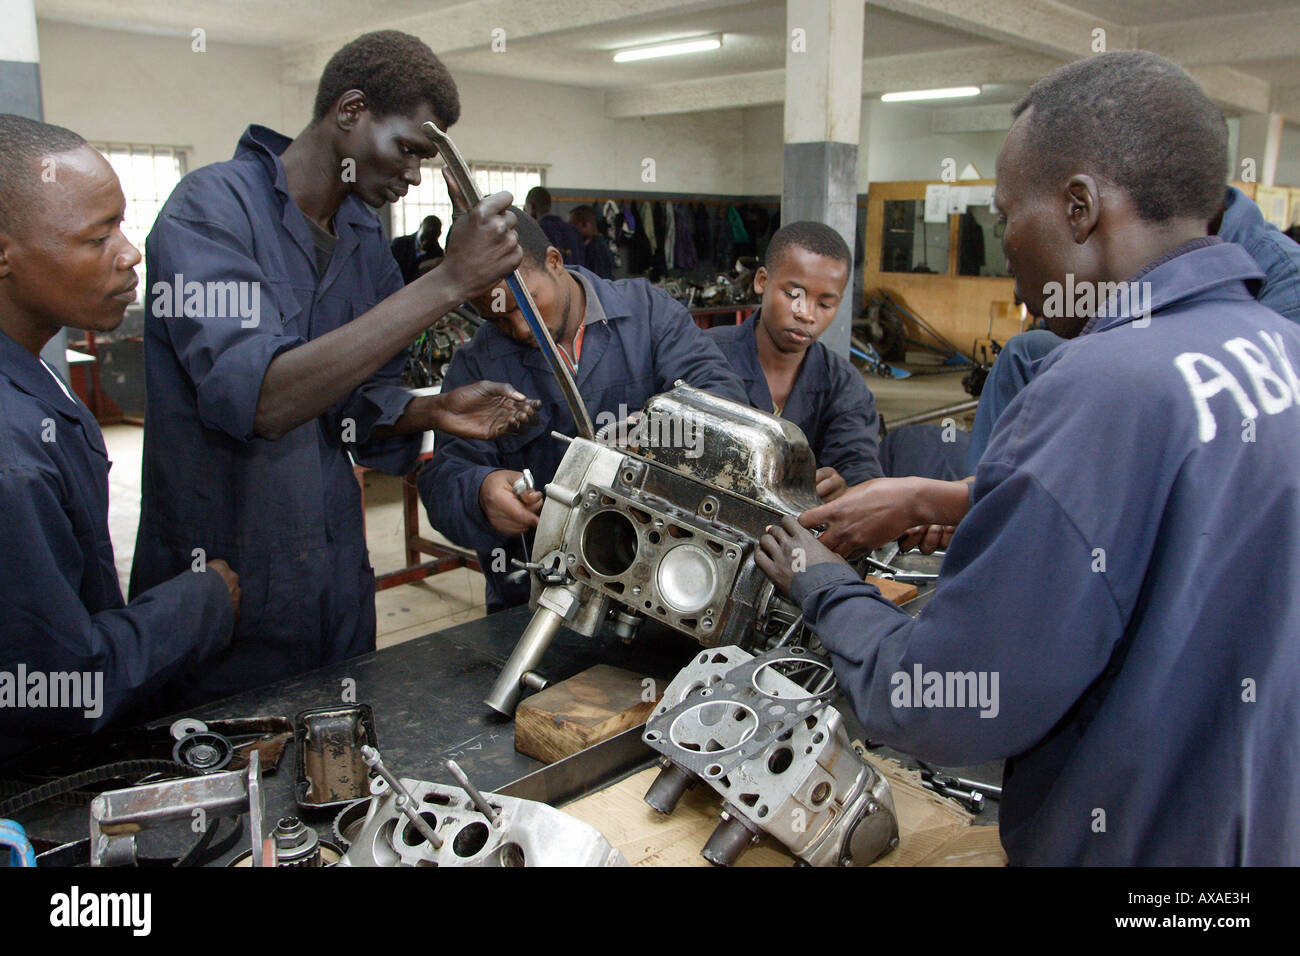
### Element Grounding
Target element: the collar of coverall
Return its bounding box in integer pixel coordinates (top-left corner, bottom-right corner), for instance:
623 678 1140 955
235 124 383 235
1078 236 1260 336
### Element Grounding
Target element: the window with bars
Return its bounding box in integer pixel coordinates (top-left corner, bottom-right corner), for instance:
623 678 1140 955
92 143 188 305
391 160 546 239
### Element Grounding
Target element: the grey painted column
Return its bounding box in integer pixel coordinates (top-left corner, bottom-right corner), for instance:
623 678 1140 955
781 0 865 359
1 0 67 378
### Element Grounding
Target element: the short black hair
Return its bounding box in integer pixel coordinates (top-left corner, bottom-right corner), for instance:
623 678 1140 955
1012 50 1227 223
525 186 552 215
510 206 552 267
569 204 598 226
0 114 88 235
313 31 460 127
765 221 851 272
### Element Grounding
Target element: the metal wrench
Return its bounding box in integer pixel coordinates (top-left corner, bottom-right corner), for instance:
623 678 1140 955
422 122 595 439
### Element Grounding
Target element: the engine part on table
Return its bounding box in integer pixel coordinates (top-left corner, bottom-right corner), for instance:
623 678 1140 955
171 724 233 773
271 816 320 866
229 843 343 867
332 798 371 849
641 645 898 867
918 765 1000 815
293 704 377 810
337 747 626 867
0 758 207 819
90 750 270 867
6 715 293 781
170 717 207 740
486 383 821 714
227 816 337 867
424 120 594 439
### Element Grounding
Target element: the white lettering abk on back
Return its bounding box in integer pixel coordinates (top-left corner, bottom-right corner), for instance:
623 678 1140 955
1174 330 1300 442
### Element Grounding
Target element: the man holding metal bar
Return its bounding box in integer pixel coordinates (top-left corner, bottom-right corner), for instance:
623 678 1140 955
131 31 539 709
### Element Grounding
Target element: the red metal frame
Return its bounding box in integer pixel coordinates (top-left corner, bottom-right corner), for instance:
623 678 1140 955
354 456 482 591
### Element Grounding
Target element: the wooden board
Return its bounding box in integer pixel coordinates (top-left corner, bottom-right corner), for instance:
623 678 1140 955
563 749 1007 867
864 574 919 604
515 665 660 764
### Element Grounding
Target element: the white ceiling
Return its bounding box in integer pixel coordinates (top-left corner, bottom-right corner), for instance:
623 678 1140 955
34 0 1300 119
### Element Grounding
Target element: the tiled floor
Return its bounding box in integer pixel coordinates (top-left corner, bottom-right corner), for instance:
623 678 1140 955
101 365 971 650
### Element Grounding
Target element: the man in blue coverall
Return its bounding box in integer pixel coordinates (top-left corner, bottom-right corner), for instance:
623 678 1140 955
757 52 1300 864
0 116 239 759
420 211 747 612
708 221 883 502
129 31 538 708
525 186 585 268
967 183 1300 470
569 205 616 280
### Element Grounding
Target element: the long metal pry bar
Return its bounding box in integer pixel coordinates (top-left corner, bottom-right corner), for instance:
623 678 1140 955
422 121 595 439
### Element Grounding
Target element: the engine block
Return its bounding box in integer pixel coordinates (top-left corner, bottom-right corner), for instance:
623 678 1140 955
641 644 898 867
486 384 823 714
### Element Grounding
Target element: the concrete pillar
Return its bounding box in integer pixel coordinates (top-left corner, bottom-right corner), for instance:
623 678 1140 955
1 0 67 378
781 0 865 359
1237 111 1284 187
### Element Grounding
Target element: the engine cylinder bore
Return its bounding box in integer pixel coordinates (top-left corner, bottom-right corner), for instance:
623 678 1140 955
582 510 639 577
656 544 717 614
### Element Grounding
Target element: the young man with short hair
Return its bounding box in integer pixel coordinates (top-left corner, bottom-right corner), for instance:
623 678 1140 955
759 52 1300 865
421 212 746 612
525 186 585 267
0 116 238 759
708 221 882 503
131 31 538 707
568 204 615 279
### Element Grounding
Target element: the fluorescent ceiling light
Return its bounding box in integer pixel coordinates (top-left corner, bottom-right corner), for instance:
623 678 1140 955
614 36 721 63
881 86 981 103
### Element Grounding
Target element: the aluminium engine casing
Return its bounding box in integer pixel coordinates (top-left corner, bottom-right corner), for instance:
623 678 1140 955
641 644 898 867
336 777 626 867
529 383 821 647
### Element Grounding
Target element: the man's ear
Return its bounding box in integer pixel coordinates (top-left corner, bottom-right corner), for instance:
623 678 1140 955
546 246 565 275
0 232 12 280
1065 174 1102 245
334 89 367 132
753 266 769 296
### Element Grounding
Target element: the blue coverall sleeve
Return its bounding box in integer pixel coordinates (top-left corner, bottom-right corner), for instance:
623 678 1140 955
819 365 883 484
418 347 504 555
646 288 749 403
146 201 305 443
791 462 1125 766
0 468 233 738
342 254 421 475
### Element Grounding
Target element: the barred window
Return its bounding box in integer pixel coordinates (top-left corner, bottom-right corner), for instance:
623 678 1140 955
391 160 546 238
92 143 188 305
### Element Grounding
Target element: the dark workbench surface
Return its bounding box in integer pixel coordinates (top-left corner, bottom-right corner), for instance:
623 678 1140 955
10 605 704 863
9 600 1000 864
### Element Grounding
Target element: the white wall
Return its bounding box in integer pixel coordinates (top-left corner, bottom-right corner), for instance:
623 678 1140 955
448 71 746 194
738 100 1008 195
37 20 747 195
38 21 296 169
863 100 1005 183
